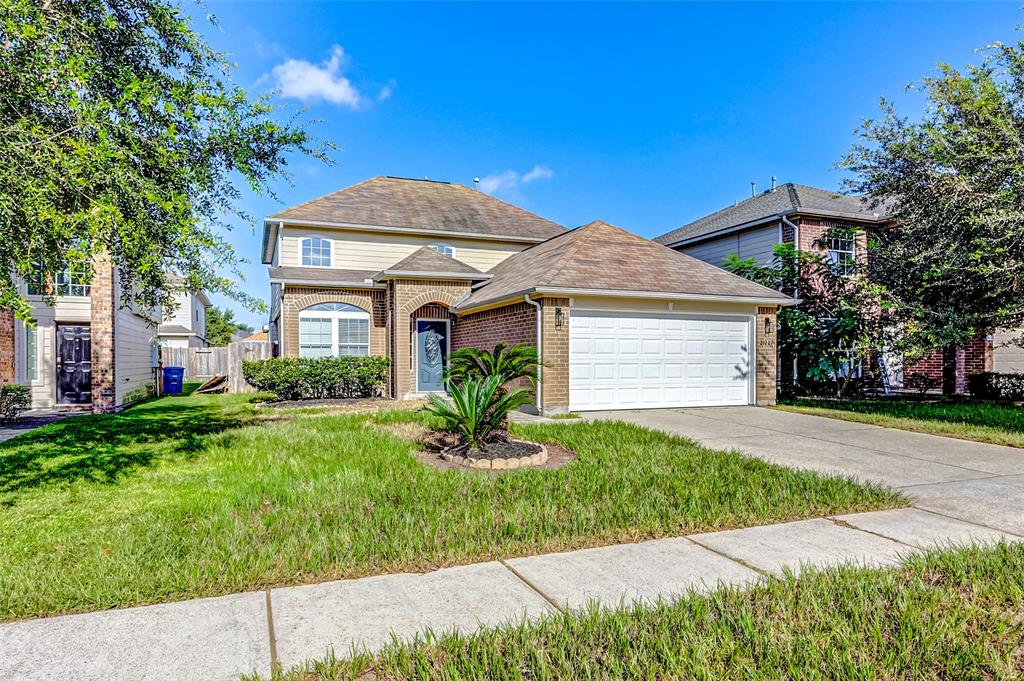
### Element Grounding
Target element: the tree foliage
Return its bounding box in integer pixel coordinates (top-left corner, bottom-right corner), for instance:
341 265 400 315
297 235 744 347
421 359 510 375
204 306 253 346
725 240 896 397
842 37 1024 351
0 0 329 320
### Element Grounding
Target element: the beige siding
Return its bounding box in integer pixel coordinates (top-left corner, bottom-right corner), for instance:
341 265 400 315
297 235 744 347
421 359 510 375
115 305 158 405
21 295 91 409
993 329 1024 373
280 226 525 272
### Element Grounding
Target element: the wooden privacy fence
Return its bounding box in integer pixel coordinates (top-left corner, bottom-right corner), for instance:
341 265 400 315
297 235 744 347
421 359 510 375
161 341 271 393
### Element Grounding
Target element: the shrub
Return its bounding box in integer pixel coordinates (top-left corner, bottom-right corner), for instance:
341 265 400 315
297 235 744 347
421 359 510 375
241 356 390 401
905 372 941 396
425 375 530 449
0 384 31 423
967 372 1024 401
445 343 540 387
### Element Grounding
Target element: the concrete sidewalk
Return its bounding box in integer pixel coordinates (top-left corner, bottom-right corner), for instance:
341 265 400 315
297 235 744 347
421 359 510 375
1 507 1017 681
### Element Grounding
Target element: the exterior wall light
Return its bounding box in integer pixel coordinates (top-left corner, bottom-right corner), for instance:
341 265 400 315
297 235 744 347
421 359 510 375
554 307 564 329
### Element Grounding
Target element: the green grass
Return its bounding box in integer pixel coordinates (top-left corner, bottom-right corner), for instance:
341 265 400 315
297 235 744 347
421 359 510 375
0 392 903 622
547 412 581 420
776 398 1024 448
256 543 1024 680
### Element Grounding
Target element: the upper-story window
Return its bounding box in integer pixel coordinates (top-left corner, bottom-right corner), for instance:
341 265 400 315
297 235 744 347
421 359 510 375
430 243 455 259
27 265 91 297
827 236 856 277
301 237 331 267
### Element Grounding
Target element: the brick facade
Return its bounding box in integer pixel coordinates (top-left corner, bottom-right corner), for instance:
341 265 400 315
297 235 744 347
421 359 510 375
756 307 778 405
389 279 472 397
90 252 117 413
0 308 14 385
539 298 570 414
451 302 536 352
904 335 993 392
280 287 388 359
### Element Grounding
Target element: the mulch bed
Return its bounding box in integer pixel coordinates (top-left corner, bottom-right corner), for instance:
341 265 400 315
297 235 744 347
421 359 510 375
445 440 541 460
415 440 577 472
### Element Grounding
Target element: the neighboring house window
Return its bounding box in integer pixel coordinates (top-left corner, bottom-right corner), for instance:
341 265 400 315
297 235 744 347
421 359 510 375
431 243 455 259
26 322 38 381
301 237 331 267
26 264 91 296
827 236 856 277
298 303 370 357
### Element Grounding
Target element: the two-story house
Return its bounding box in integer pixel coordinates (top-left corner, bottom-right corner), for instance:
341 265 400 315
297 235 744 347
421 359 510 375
262 176 794 414
654 182 996 390
0 255 160 412
157 278 210 349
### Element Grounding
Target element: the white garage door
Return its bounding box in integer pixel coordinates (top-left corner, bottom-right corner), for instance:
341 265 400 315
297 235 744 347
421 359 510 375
569 311 752 411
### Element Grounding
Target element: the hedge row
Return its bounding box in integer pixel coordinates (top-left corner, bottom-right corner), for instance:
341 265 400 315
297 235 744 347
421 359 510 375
967 371 1024 401
242 356 390 401
0 384 31 423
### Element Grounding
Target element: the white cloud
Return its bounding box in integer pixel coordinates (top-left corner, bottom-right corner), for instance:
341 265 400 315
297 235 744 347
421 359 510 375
271 45 361 107
478 165 554 196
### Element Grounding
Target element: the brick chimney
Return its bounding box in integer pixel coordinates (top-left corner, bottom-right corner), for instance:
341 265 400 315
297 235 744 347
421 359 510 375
0 308 14 385
90 252 117 412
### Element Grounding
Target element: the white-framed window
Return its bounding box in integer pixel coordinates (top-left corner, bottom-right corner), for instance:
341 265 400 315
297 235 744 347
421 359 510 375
25 322 38 381
27 265 91 296
827 236 856 277
301 237 331 267
430 243 455 259
298 303 370 357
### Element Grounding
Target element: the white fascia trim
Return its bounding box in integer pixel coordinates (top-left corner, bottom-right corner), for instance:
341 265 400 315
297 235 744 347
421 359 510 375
533 287 798 306
373 271 493 282
269 219 551 244
269 277 384 288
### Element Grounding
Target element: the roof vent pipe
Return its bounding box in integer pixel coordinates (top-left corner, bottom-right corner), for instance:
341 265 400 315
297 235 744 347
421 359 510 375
750 181 756 197
473 177 480 190
771 176 777 192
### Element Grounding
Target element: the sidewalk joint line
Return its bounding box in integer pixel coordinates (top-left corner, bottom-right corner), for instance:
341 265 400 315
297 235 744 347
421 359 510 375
683 536 770 577
827 516 920 550
908 505 1024 539
498 559 566 614
265 588 279 673
896 474 1003 490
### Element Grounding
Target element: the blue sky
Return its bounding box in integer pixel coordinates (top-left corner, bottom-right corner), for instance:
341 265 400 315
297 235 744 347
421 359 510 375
191 1 1019 328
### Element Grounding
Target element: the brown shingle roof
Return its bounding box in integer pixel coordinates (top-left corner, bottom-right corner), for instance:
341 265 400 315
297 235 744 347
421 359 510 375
381 246 483 275
655 183 891 246
269 176 566 240
455 221 794 311
268 267 380 286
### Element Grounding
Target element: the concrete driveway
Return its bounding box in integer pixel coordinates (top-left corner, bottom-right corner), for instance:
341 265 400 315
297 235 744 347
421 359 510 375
583 406 1024 536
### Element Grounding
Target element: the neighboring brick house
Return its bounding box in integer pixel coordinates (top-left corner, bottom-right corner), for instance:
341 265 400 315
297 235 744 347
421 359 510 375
1 253 160 412
654 182 995 392
263 176 792 414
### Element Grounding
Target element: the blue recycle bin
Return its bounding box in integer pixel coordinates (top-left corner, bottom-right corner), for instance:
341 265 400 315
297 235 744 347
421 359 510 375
162 366 185 394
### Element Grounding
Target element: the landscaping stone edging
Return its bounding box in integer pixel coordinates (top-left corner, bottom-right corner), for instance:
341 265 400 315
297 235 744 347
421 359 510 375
441 443 548 470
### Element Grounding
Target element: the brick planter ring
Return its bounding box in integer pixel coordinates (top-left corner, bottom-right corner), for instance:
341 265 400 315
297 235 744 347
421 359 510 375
441 442 548 470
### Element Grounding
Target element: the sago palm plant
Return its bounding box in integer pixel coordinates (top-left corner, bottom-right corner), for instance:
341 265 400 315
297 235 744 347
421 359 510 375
425 375 531 450
445 343 540 386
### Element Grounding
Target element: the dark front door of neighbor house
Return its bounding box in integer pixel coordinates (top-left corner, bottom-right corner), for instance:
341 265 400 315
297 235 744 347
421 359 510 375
56 324 92 404
416 320 448 392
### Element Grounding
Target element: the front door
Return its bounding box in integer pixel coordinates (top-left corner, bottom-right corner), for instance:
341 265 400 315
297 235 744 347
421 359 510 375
416 320 448 392
56 324 92 405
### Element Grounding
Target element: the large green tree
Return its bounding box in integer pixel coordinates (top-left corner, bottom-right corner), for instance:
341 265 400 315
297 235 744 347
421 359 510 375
0 0 328 320
204 306 253 347
842 37 1024 353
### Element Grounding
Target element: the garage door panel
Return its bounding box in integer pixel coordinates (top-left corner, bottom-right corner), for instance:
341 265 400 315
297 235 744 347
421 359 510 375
569 311 751 411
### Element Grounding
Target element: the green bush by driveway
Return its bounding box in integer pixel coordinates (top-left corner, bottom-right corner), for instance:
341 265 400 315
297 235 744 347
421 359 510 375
777 398 1024 448
0 392 903 621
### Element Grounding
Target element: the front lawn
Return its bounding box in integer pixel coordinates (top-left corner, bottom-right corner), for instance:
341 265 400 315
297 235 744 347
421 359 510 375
0 392 903 621
776 398 1024 448
258 542 1024 680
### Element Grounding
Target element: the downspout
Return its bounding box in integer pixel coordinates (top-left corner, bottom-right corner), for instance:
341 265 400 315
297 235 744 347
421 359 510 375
524 293 543 414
